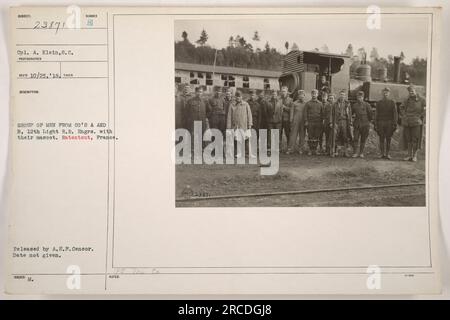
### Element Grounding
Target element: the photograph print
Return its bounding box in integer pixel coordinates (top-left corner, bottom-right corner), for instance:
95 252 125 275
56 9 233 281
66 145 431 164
173 13 429 207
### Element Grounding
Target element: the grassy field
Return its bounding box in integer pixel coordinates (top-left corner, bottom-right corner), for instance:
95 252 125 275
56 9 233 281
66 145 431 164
176 147 426 207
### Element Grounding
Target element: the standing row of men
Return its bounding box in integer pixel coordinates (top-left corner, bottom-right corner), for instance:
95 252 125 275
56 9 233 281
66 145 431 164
175 84 425 161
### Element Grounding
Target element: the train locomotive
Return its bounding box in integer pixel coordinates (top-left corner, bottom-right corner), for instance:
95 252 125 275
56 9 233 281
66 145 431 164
279 49 426 105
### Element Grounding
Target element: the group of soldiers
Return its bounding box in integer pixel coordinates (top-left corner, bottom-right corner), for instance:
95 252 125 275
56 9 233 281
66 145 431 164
175 83 425 162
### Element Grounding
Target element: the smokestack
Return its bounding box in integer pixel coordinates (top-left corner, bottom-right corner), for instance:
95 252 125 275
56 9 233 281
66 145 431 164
393 56 401 83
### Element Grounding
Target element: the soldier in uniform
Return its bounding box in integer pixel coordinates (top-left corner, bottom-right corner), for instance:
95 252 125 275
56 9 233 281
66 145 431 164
207 87 226 135
185 87 208 135
257 90 270 150
247 90 261 133
374 87 398 159
227 91 253 158
323 93 335 156
175 85 191 130
351 91 373 158
318 90 329 153
286 89 307 155
280 86 294 152
400 85 426 162
304 89 324 155
331 89 352 157
266 89 284 151
222 88 234 121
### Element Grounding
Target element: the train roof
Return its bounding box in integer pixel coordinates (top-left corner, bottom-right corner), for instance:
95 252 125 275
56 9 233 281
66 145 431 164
294 49 351 59
282 50 350 76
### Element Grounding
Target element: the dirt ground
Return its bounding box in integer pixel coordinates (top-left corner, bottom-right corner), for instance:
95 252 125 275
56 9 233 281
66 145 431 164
176 130 426 207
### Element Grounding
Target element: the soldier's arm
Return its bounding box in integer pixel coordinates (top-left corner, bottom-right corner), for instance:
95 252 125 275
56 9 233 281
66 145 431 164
367 103 373 122
257 103 262 128
290 102 294 123
304 103 309 123
321 103 325 124
247 104 253 128
282 100 290 113
206 99 212 118
329 104 333 126
226 105 232 129
374 102 379 122
348 103 353 125
392 101 398 124
421 98 426 121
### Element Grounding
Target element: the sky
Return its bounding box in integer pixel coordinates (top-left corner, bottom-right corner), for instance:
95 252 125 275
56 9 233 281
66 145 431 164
174 14 430 63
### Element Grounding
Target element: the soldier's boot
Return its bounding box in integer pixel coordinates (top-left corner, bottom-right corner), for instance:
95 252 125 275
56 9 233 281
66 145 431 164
404 143 413 161
359 143 366 158
385 139 391 160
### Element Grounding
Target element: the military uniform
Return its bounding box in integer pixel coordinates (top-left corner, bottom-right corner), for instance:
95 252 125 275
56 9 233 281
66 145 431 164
375 97 398 157
305 99 324 153
288 99 306 153
400 94 426 160
175 93 190 129
331 99 352 156
281 95 294 149
322 101 334 154
266 97 284 149
222 96 234 123
351 100 373 155
207 95 226 135
185 96 208 134
247 98 261 131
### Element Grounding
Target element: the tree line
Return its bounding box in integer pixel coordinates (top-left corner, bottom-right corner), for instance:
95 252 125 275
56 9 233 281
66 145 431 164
175 30 427 85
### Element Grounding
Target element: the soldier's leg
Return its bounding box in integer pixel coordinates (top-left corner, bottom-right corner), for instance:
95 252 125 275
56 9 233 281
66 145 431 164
300 124 306 154
384 122 394 159
287 120 299 153
312 122 322 154
342 122 350 157
352 126 361 157
359 125 370 156
411 125 421 162
324 125 331 154
277 123 283 152
336 124 344 156
403 126 413 161
378 133 386 158
285 120 291 148
267 123 273 151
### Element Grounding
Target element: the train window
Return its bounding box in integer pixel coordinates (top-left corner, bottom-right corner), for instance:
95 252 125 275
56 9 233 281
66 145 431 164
175 77 181 83
190 79 199 85
206 79 213 86
264 83 270 90
198 72 204 78
228 81 235 87
263 78 269 83
229 75 235 81
190 72 195 78
206 73 212 79
243 82 249 88
224 80 228 86
221 74 227 80
243 76 249 82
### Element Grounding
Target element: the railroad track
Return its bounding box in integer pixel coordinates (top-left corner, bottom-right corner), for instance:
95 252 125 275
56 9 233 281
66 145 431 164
176 183 425 203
